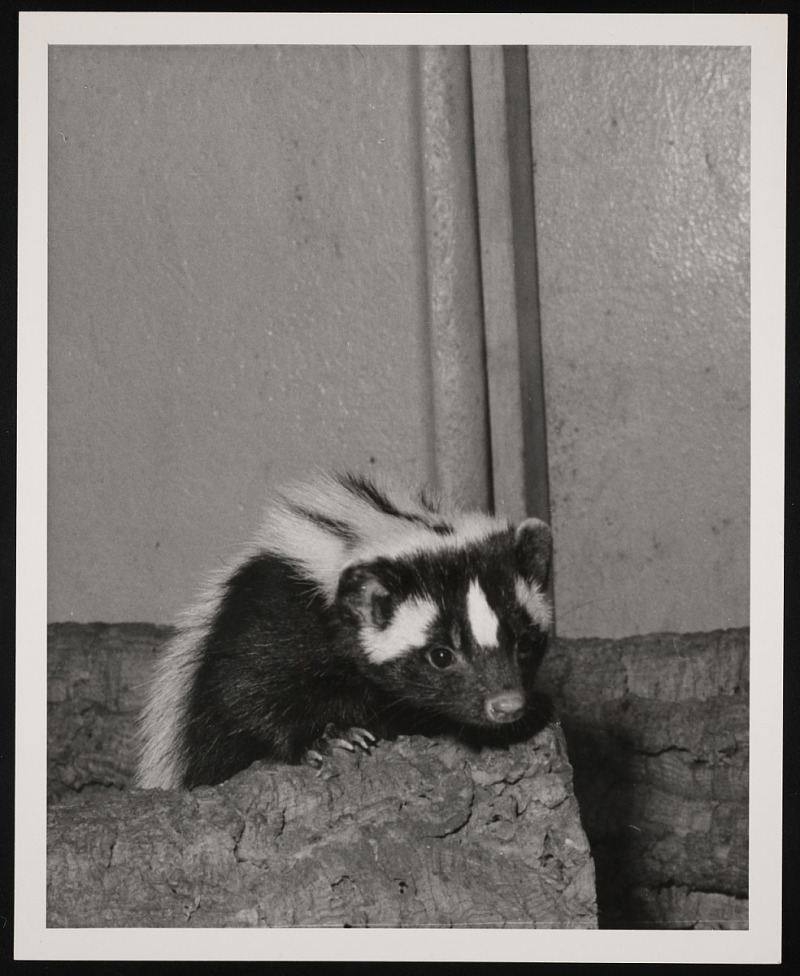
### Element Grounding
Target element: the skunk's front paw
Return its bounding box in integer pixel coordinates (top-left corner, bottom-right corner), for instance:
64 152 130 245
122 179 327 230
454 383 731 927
302 724 377 769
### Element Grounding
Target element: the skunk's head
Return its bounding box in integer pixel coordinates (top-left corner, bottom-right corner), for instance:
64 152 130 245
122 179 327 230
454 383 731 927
336 518 553 730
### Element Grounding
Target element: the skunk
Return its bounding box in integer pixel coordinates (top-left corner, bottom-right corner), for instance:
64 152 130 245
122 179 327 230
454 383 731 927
136 472 553 789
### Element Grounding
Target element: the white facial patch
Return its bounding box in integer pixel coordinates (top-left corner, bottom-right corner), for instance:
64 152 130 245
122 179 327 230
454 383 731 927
361 596 439 664
467 580 500 647
514 577 553 632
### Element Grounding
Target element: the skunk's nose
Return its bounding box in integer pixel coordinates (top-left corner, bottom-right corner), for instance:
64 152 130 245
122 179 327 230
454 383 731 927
485 691 525 724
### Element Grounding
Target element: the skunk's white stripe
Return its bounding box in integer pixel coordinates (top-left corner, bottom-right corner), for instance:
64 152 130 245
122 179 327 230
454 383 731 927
256 506 349 600
514 577 553 632
467 579 499 647
136 567 232 789
136 627 202 789
258 481 511 604
361 596 439 664
347 515 509 587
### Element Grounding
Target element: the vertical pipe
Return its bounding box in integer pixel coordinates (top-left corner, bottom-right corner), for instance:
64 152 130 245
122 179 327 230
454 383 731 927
503 46 551 527
470 46 526 522
471 45 554 621
470 45 550 526
417 46 491 511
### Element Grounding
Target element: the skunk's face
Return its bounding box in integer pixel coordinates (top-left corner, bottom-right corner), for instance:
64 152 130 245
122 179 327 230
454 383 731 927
372 592 548 728
336 518 552 729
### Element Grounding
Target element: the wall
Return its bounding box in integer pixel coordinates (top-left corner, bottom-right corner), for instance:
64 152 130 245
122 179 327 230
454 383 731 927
48 46 434 623
528 47 750 638
48 45 751 640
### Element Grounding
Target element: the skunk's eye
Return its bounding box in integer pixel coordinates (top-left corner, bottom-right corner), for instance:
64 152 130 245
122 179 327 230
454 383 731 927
516 635 533 658
426 646 455 670
516 629 545 662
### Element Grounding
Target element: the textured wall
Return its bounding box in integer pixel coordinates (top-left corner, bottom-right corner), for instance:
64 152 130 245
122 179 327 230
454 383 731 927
528 47 750 638
48 45 751 639
48 46 434 623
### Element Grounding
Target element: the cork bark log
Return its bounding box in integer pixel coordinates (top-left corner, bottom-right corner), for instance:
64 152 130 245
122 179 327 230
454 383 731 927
46 624 596 929
46 623 748 928
537 629 749 929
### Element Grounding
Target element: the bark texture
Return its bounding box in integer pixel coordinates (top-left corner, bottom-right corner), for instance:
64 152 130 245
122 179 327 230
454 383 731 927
537 629 749 929
46 623 748 928
46 624 595 928
47 623 159 800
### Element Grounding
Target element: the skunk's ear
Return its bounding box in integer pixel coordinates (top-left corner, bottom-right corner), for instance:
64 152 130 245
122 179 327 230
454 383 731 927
514 518 552 590
336 563 395 628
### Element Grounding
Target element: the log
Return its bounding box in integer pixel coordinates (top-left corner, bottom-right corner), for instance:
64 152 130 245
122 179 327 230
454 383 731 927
46 623 748 928
47 727 596 928
537 629 749 929
47 623 164 800
46 624 596 928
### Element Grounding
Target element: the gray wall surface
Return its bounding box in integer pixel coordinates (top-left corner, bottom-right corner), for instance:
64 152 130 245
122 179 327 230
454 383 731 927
529 47 749 637
49 46 435 623
47 45 750 639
